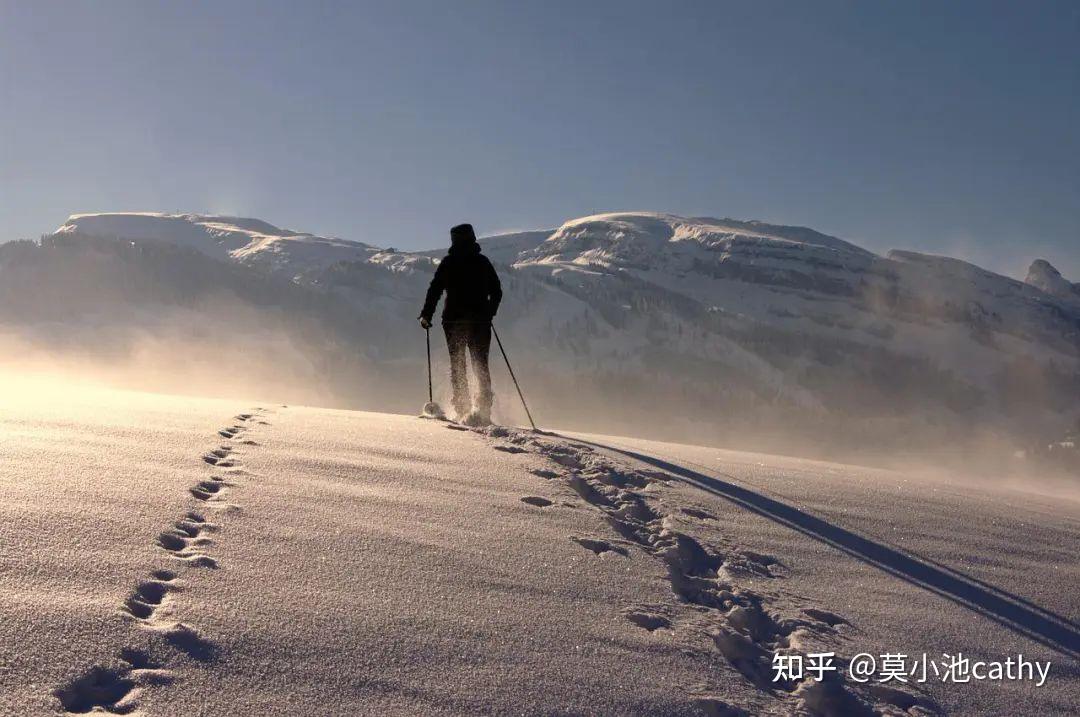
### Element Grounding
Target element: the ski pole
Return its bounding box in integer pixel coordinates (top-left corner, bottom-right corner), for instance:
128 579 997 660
426 326 434 404
492 324 537 432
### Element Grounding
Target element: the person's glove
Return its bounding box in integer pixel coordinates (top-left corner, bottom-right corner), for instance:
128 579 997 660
419 316 432 329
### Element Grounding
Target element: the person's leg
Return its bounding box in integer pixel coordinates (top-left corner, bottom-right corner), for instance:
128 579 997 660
443 323 471 417
467 322 493 418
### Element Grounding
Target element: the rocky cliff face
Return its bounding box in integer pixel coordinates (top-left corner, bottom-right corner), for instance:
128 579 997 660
1026 258 1080 305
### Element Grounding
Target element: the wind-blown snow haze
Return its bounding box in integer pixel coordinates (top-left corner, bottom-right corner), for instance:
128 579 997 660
1 210 1076 484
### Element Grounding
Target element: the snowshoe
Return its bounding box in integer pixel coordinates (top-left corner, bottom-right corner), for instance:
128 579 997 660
420 401 446 420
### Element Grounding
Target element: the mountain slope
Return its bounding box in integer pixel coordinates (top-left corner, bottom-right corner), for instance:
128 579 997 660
8 211 1079 461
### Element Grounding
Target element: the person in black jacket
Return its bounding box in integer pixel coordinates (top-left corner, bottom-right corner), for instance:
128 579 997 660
419 223 502 422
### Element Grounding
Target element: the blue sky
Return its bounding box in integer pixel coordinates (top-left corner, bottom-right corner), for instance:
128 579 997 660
2 1 1077 277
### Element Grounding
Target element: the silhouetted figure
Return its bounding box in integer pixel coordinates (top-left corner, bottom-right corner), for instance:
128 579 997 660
419 224 502 422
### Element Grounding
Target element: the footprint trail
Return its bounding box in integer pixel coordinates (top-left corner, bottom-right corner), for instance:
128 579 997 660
53 407 275 714
471 424 942 717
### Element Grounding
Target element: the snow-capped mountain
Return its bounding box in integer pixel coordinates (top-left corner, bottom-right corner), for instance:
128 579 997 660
16 210 1080 456
1026 258 1080 306
56 212 380 275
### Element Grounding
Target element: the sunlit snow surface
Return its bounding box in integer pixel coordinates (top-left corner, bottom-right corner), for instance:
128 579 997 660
1 382 1076 715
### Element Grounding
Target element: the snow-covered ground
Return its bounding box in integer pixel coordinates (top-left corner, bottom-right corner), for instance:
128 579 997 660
2 381 1076 715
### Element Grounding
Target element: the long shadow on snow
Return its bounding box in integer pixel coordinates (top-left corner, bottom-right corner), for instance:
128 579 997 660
570 437 1080 658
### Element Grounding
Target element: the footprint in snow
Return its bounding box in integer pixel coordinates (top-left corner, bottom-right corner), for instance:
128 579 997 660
122 577 176 621
163 623 219 663
623 610 672 632
190 481 224 501
173 516 210 537
157 531 188 553
156 519 214 558
202 447 237 467
802 608 848 627
681 507 717 521
571 537 628 556
53 665 137 714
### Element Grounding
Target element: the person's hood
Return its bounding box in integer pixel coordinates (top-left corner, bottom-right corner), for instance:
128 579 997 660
448 223 480 256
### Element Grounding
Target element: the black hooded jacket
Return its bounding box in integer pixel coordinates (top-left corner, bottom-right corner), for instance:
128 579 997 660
420 232 502 324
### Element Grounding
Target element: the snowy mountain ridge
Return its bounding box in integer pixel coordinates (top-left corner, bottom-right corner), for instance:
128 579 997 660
56 210 1074 298
1027 258 1080 306
56 212 380 275
520 211 873 269
59 210 1075 303
34 210 1080 453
